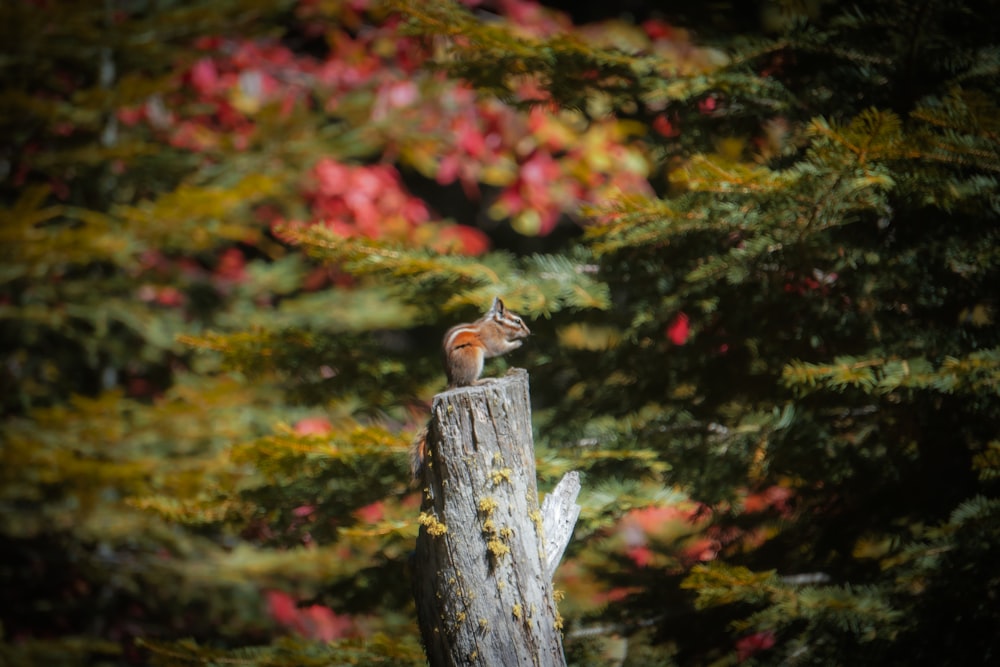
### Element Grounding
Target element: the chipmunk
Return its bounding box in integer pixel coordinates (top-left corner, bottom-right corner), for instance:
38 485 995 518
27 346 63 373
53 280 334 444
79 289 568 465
441 296 531 388
410 297 530 480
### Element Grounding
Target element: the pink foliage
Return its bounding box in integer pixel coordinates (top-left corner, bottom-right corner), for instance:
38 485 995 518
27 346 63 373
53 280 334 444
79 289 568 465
618 503 710 568
307 158 443 244
115 0 664 260
642 19 675 41
666 312 690 345
623 505 701 535
214 248 247 284
735 630 776 661
189 58 220 96
653 113 680 137
615 485 799 570
294 417 333 435
265 590 354 641
680 536 721 563
133 36 320 153
742 485 795 516
626 545 656 568
371 80 419 121
354 501 384 524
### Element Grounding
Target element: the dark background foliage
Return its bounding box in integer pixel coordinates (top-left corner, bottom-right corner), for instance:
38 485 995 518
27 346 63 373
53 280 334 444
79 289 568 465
2 0 998 665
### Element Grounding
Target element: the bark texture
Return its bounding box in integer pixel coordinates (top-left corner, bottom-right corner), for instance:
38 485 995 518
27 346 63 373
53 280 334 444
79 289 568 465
413 369 571 667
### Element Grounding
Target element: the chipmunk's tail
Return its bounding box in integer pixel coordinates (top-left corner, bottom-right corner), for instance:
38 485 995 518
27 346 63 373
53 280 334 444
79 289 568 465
409 423 429 484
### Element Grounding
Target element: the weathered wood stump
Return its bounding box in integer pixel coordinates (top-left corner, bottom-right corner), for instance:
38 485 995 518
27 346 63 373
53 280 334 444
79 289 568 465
413 369 579 667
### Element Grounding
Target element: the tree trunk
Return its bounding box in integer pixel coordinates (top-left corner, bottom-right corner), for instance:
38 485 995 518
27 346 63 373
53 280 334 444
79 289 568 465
412 369 577 667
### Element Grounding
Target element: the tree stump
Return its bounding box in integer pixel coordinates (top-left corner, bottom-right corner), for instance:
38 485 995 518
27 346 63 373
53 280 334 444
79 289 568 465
412 369 579 667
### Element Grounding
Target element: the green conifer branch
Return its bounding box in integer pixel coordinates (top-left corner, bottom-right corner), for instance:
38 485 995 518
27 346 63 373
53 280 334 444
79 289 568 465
684 562 903 646
782 349 1000 396
0 186 121 280
972 441 1000 481
137 632 426 666
683 563 779 608
231 425 407 481
283 225 610 315
585 106 913 264
0 637 123 666
115 175 282 251
128 495 255 526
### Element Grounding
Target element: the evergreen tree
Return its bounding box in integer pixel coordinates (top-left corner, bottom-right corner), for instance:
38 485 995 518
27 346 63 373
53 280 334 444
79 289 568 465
388 1 1000 664
2 0 998 666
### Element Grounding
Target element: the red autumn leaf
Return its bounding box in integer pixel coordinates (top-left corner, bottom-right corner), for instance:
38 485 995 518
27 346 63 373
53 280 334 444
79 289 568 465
294 417 332 435
680 536 719 563
626 545 655 568
194 35 222 51
155 286 185 307
434 225 490 256
520 151 561 188
265 590 298 626
735 631 776 662
666 312 690 345
215 248 247 283
297 604 353 642
653 113 679 137
597 586 633 605
456 119 487 158
189 58 220 96
742 485 795 516
643 19 675 40
313 158 350 196
371 80 419 121
354 501 384 524
623 505 700 534
265 590 354 641
117 106 144 126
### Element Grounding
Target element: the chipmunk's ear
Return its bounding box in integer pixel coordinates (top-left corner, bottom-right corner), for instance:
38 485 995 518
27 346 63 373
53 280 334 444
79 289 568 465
488 297 504 315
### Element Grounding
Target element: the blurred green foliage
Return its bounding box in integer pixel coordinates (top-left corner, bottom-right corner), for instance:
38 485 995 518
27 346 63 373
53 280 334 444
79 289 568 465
2 0 999 665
